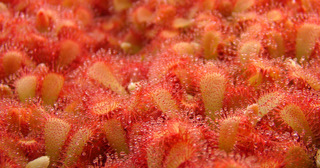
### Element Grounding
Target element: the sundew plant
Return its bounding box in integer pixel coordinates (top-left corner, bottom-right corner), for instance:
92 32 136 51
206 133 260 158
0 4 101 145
0 0 320 168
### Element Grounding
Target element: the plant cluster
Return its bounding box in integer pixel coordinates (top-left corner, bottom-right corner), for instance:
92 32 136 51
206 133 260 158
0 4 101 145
0 0 320 167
